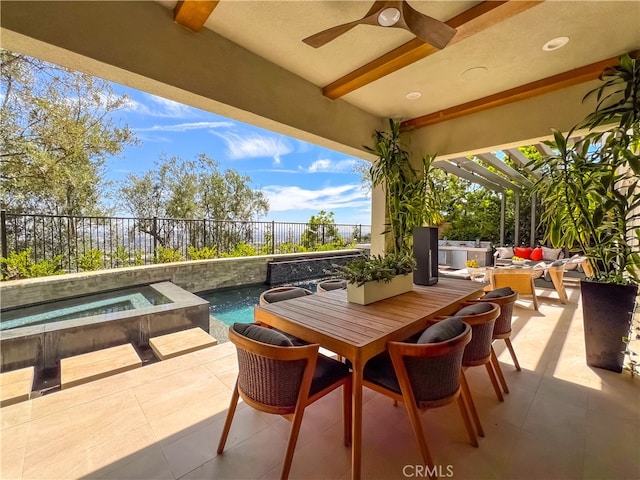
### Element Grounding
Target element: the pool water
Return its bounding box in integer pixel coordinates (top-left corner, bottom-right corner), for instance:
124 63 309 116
1 286 173 330
199 282 319 326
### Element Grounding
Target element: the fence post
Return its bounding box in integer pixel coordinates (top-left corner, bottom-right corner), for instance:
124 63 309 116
203 218 207 247
153 216 158 262
271 221 275 254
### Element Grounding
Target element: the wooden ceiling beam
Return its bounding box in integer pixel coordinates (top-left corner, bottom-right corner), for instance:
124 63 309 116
401 50 640 131
322 1 543 100
174 0 219 32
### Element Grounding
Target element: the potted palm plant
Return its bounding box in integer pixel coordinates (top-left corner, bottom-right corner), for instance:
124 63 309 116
365 119 444 286
531 53 640 373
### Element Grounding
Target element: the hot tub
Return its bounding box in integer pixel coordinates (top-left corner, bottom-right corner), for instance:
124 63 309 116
0 282 210 372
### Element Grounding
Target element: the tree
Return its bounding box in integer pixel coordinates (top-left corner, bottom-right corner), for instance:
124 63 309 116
301 211 343 248
118 153 269 250
0 50 138 215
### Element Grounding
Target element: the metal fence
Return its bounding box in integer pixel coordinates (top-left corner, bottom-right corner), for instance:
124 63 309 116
0 211 371 273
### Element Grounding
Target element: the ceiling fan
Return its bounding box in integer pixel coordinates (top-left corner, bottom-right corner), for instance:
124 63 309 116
302 1 457 50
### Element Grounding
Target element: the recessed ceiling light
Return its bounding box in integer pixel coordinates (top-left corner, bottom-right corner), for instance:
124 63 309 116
543 36 569 51
460 66 488 81
405 91 422 100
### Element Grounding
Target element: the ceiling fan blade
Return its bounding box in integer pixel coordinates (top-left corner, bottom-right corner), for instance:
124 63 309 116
401 1 456 50
302 1 393 48
302 21 362 48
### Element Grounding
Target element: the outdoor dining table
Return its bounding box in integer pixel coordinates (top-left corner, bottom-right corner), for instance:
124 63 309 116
253 277 487 480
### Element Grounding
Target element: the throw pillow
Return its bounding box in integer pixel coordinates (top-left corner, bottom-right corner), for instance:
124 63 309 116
495 247 514 259
514 247 532 259
417 317 465 343
483 287 514 299
530 247 543 261
541 246 563 261
455 302 494 316
233 323 294 346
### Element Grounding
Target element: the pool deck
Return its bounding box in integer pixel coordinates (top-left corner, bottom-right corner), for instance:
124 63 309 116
1 285 639 479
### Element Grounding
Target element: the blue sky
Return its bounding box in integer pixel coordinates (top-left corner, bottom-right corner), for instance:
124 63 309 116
105 83 372 225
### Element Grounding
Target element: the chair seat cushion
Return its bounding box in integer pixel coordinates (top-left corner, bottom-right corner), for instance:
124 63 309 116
455 302 494 316
263 288 309 303
318 279 347 291
417 317 465 344
233 323 294 347
363 351 400 394
310 354 351 395
483 287 515 299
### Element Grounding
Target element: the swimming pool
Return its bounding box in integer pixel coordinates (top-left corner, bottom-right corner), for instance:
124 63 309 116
199 281 319 327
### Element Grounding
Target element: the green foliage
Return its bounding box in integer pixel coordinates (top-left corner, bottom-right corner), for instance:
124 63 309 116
301 211 344 249
153 245 183 264
331 253 416 286
274 242 308 254
366 119 444 255
78 249 103 271
0 49 137 215
531 53 640 285
220 243 258 257
117 154 269 248
107 245 143 267
1 249 64 280
188 245 218 260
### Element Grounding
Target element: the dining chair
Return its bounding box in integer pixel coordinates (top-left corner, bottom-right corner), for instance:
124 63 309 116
258 286 314 345
490 270 538 310
316 278 347 293
259 286 313 305
218 323 352 480
447 301 501 438
468 287 520 395
363 318 478 477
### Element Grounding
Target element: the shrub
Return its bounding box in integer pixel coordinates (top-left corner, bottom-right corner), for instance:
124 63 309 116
1 249 65 280
78 249 104 271
154 246 184 263
188 245 218 260
221 243 257 257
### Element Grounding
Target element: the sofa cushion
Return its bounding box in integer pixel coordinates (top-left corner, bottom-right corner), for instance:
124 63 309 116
530 247 543 261
542 246 563 261
496 247 514 259
514 247 532 259
483 287 515 299
455 302 494 316
417 317 465 344
233 323 294 347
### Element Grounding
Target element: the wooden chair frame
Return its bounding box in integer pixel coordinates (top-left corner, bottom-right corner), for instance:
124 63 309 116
363 324 478 478
217 326 352 480
469 291 520 395
489 270 539 310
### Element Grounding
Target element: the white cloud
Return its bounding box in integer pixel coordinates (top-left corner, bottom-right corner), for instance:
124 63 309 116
136 121 233 132
304 158 359 173
261 184 371 212
123 93 198 118
213 131 293 164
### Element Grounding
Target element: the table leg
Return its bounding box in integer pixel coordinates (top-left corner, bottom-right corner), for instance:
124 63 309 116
351 359 363 480
548 268 568 304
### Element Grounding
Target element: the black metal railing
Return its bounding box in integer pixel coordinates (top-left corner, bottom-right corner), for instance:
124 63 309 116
0 210 371 274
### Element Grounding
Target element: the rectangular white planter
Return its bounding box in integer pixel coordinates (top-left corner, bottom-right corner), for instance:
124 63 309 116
346 274 414 305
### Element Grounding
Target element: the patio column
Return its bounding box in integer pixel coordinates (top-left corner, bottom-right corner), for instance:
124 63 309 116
514 193 520 246
500 193 505 246
530 192 537 247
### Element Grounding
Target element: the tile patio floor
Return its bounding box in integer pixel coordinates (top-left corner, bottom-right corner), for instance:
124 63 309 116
1 285 639 480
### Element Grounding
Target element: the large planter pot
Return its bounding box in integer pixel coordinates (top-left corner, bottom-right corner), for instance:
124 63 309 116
346 274 413 305
581 280 638 373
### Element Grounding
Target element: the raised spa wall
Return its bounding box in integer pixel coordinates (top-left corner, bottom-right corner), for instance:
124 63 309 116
0 250 363 373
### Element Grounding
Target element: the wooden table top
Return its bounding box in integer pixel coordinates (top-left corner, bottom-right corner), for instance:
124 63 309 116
254 277 487 363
